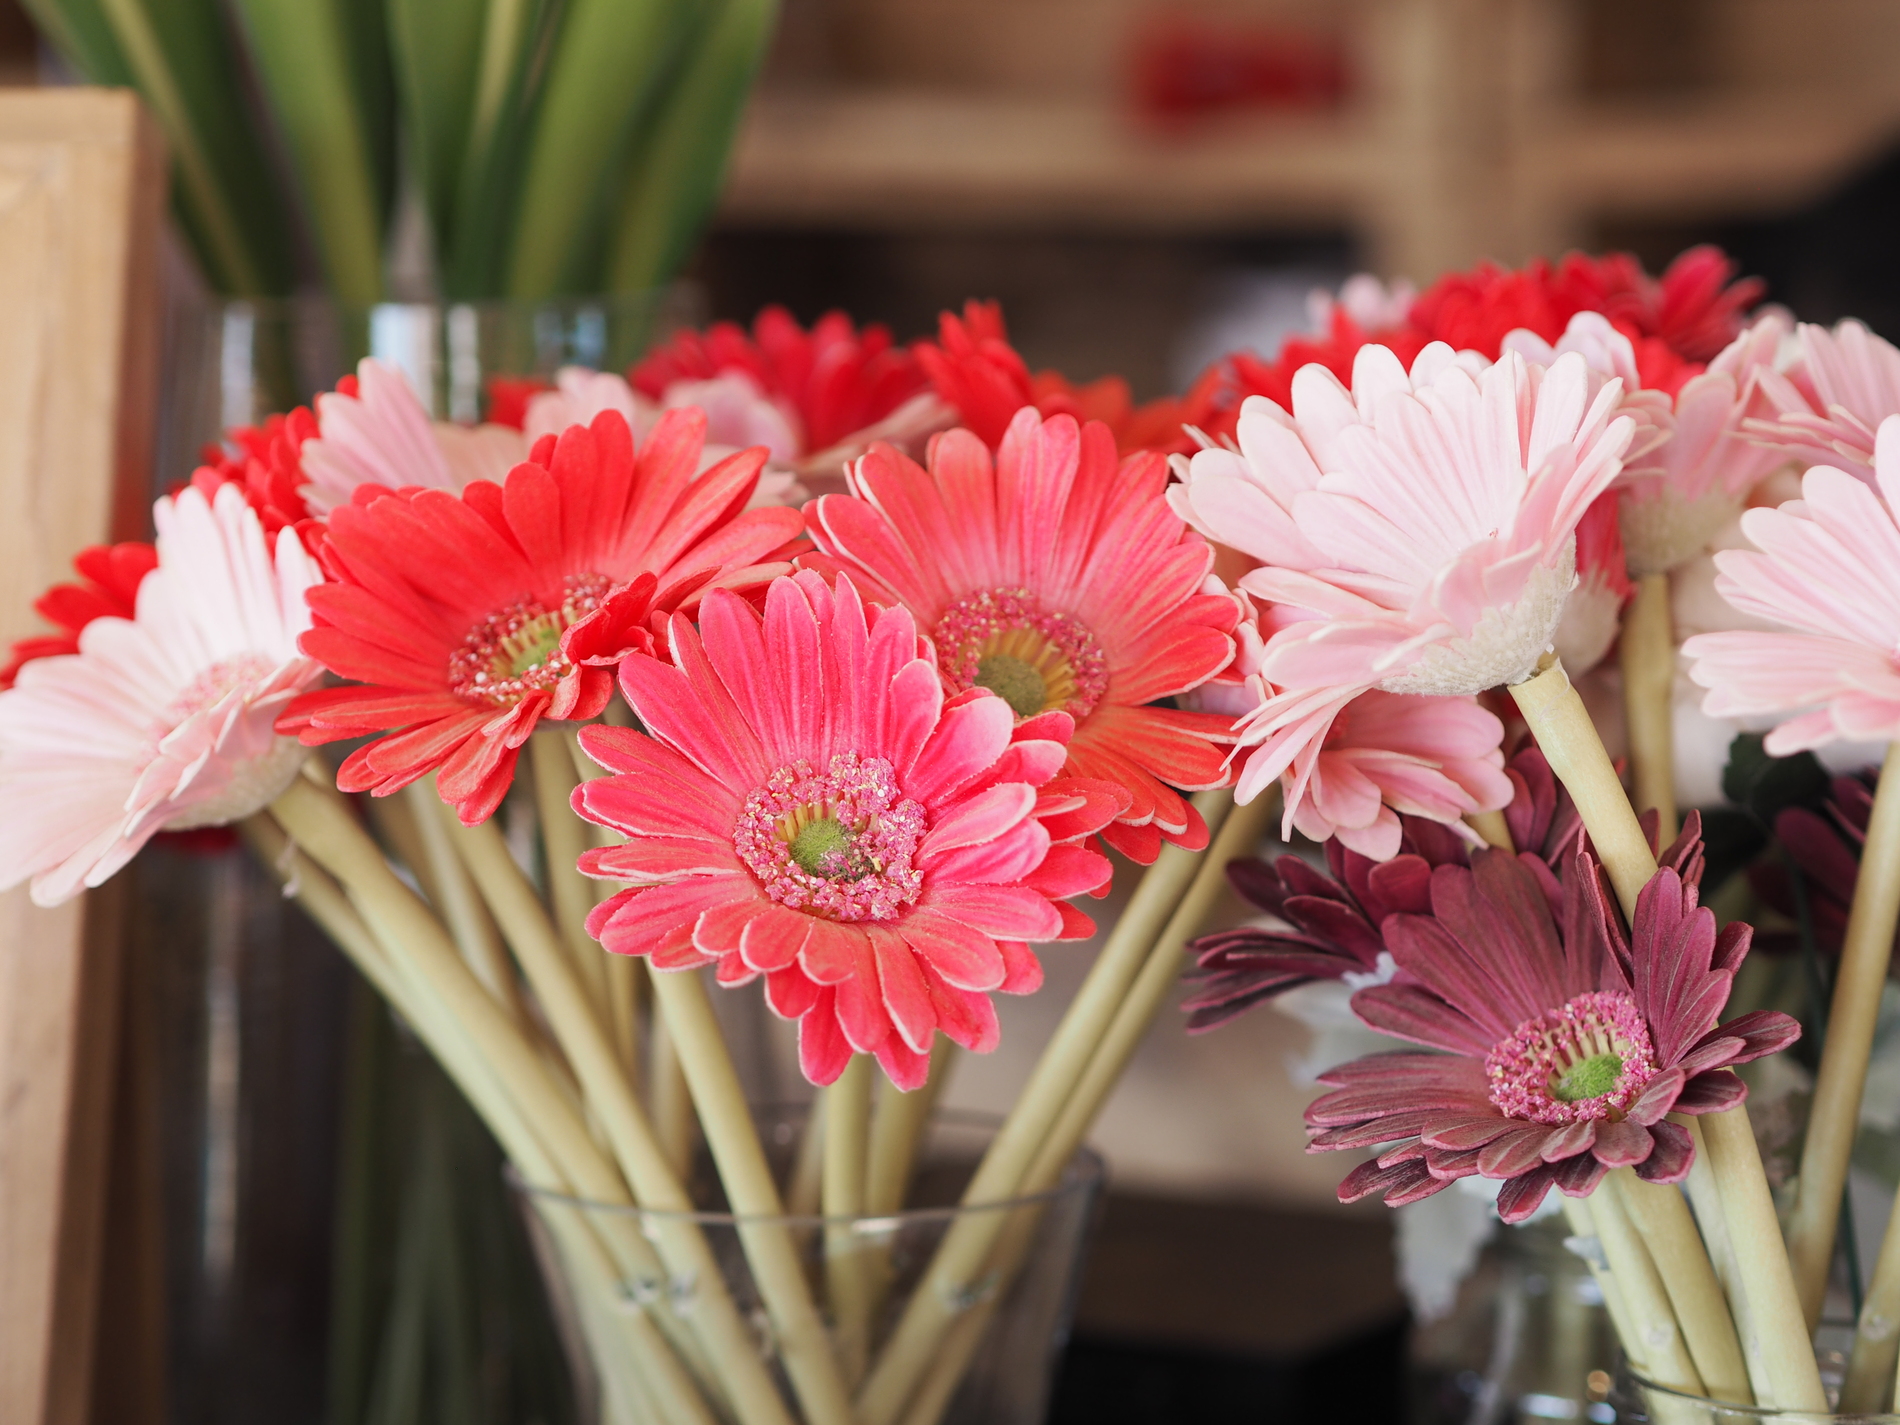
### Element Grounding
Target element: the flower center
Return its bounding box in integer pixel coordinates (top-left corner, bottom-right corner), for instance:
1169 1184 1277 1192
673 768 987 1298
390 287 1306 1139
733 753 926 921
932 588 1107 721
158 654 276 731
1484 990 1658 1126
448 573 613 706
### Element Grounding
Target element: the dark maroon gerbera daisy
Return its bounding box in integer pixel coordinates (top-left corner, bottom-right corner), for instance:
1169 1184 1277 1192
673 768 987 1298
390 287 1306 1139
1183 744 1584 1031
1749 770 1890 963
1304 832 1799 1223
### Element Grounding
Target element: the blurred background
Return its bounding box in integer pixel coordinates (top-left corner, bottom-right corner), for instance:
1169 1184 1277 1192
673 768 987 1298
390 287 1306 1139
11 1 1900 1421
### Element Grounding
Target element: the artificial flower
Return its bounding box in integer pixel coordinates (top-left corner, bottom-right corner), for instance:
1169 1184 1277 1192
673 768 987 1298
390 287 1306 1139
1170 341 1634 843
914 300 1223 457
1683 417 1900 754
280 409 804 824
1746 318 1900 485
1 540 157 688
803 407 1239 861
0 484 324 905
1306 834 1798 1220
1183 743 1581 1030
572 572 1124 1089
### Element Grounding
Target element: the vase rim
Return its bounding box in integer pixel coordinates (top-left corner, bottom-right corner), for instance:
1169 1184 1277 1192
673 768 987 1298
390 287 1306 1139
506 1106 1107 1229
1625 1355 1900 1423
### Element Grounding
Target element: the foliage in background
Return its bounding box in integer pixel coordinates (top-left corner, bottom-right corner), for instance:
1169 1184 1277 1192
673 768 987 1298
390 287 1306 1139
22 0 778 303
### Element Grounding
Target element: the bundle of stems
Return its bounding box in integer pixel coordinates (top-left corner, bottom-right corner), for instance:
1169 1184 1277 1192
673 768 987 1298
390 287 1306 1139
22 0 778 302
241 731 1274 1424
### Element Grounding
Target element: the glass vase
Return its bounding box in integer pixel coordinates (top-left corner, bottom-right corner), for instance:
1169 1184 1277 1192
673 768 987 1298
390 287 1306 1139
513 1109 1104 1425
1614 1325 1900 1424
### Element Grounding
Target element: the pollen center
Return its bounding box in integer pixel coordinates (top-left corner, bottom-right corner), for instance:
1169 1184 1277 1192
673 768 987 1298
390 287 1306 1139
1484 990 1658 1126
933 588 1107 721
733 753 925 921
449 572 612 706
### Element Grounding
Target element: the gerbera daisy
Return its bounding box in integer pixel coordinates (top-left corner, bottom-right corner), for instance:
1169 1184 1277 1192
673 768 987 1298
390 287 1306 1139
802 407 1240 862
1307 838 1798 1221
280 408 804 824
0 484 324 905
1748 770 1883 961
1169 341 1635 842
1746 318 1900 485
1183 743 1583 1030
1 540 157 688
1550 493 1634 674
1683 417 1900 753
571 572 1123 1089
914 300 1223 457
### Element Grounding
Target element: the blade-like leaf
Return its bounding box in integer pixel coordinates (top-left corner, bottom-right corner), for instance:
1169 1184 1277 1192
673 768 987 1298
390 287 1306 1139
605 0 777 296
386 0 486 256
227 0 391 305
502 0 694 299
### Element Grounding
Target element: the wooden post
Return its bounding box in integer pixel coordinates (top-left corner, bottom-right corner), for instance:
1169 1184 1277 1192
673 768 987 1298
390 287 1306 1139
0 88 165 1425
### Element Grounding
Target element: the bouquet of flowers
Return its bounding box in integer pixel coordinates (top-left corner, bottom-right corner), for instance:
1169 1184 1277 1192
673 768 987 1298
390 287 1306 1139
3 246 1894 1424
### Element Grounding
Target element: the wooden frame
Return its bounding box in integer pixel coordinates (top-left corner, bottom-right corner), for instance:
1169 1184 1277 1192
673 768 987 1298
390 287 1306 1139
0 87 164 1425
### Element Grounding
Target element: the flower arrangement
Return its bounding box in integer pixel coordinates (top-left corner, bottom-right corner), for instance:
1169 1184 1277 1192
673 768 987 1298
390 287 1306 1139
9 244 1900 1422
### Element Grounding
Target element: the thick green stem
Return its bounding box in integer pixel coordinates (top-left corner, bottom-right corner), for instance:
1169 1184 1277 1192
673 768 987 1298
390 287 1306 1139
823 1054 875 1384
1622 571 1679 844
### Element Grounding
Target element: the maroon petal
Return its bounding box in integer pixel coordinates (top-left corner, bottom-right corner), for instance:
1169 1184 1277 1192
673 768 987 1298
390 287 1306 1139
1308 1112 1443 1150
1425 1145 1485 1179
1385 1169 1457 1207
1633 1120 1694 1184
1539 1119 1597 1161
1554 1153 1608 1197
1697 1010 1802 1065
1497 1164 1562 1222
1592 1118 1655 1167
1677 1036 1745 1076
1480 1128 1558 1178
1674 1071 1748 1114
1422 1116 1518 1151
1364 854 1435 918
1626 1067 1687 1126
1283 895 1385 967
1338 1156 1430 1205
1350 983 1497 1057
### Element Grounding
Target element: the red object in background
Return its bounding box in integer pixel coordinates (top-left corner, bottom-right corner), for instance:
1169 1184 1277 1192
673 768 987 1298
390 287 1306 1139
1130 16 1347 126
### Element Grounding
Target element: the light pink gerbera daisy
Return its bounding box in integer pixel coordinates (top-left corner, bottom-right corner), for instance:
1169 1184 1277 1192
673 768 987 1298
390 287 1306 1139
1747 318 1900 485
0 484 324 905
572 572 1123 1089
1169 342 1635 842
801 408 1241 863
1683 416 1900 753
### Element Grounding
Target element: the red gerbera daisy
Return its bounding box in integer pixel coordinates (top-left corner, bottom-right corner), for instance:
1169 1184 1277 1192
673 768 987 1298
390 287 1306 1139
280 408 804 823
803 407 1240 862
1305 832 1799 1222
1199 306 1430 446
572 572 1123 1089
0 540 159 690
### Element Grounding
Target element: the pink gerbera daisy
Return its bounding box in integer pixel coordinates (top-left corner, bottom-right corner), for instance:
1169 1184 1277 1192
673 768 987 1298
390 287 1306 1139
1683 416 1900 753
802 407 1241 862
1169 342 1635 840
0 484 325 905
571 572 1122 1089
1746 318 1900 485
1306 836 1798 1221
280 409 804 824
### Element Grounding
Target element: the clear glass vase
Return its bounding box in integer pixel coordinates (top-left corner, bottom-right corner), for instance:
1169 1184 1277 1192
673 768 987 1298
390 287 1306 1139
513 1109 1104 1425
1613 1325 1900 1423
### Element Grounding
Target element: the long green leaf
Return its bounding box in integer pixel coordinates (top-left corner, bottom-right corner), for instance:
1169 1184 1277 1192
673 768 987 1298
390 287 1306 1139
226 0 390 305
503 0 694 299
605 0 776 296
386 0 486 259
22 0 295 294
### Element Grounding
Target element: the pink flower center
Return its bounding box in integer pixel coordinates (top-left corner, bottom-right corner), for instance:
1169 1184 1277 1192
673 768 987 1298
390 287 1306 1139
448 573 612 706
732 753 926 921
1484 990 1658 1126
932 588 1107 721
158 654 276 732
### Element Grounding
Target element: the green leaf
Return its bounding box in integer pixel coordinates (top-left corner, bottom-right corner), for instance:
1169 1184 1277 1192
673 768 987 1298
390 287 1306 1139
1721 731 1831 828
226 0 392 305
605 0 776 296
23 0 296 294
386 0 486 257
502 0 695 299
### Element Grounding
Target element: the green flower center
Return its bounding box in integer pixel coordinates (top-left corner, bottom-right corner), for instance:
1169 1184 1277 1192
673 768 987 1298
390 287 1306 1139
789 816 863 879
1550 1051 1624 1103
504 619 565 677
974 654 1049 719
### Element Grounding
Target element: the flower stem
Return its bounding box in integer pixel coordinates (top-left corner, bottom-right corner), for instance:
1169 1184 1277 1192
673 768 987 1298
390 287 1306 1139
1681 1115 1773 1405
1841 1211 1900 1412
1622 572 1679 844
1615 1168 1751 1403
1465 808 1514 851
648 967 857 1425
1508 652 1656 914
531 730 609 1011
824 1053 875 1385
1591 1173 1707 1420
400 783 518 1014
1560 1197 1644 1373
1790 744 1900 1328
855 788 1239 1425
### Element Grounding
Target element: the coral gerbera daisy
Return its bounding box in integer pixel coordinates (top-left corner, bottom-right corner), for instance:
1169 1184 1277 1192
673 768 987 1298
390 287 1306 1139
1306 836 1798 1221
802 407 1240 862
1169 342 1635 840
1683 418 1900 754
1 540 157 689
571 572 1123 1089
0 484 325 905
280 408 805 824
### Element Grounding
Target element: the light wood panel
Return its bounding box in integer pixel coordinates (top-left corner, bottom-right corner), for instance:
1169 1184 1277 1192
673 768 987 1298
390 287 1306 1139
0 87 165 1425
